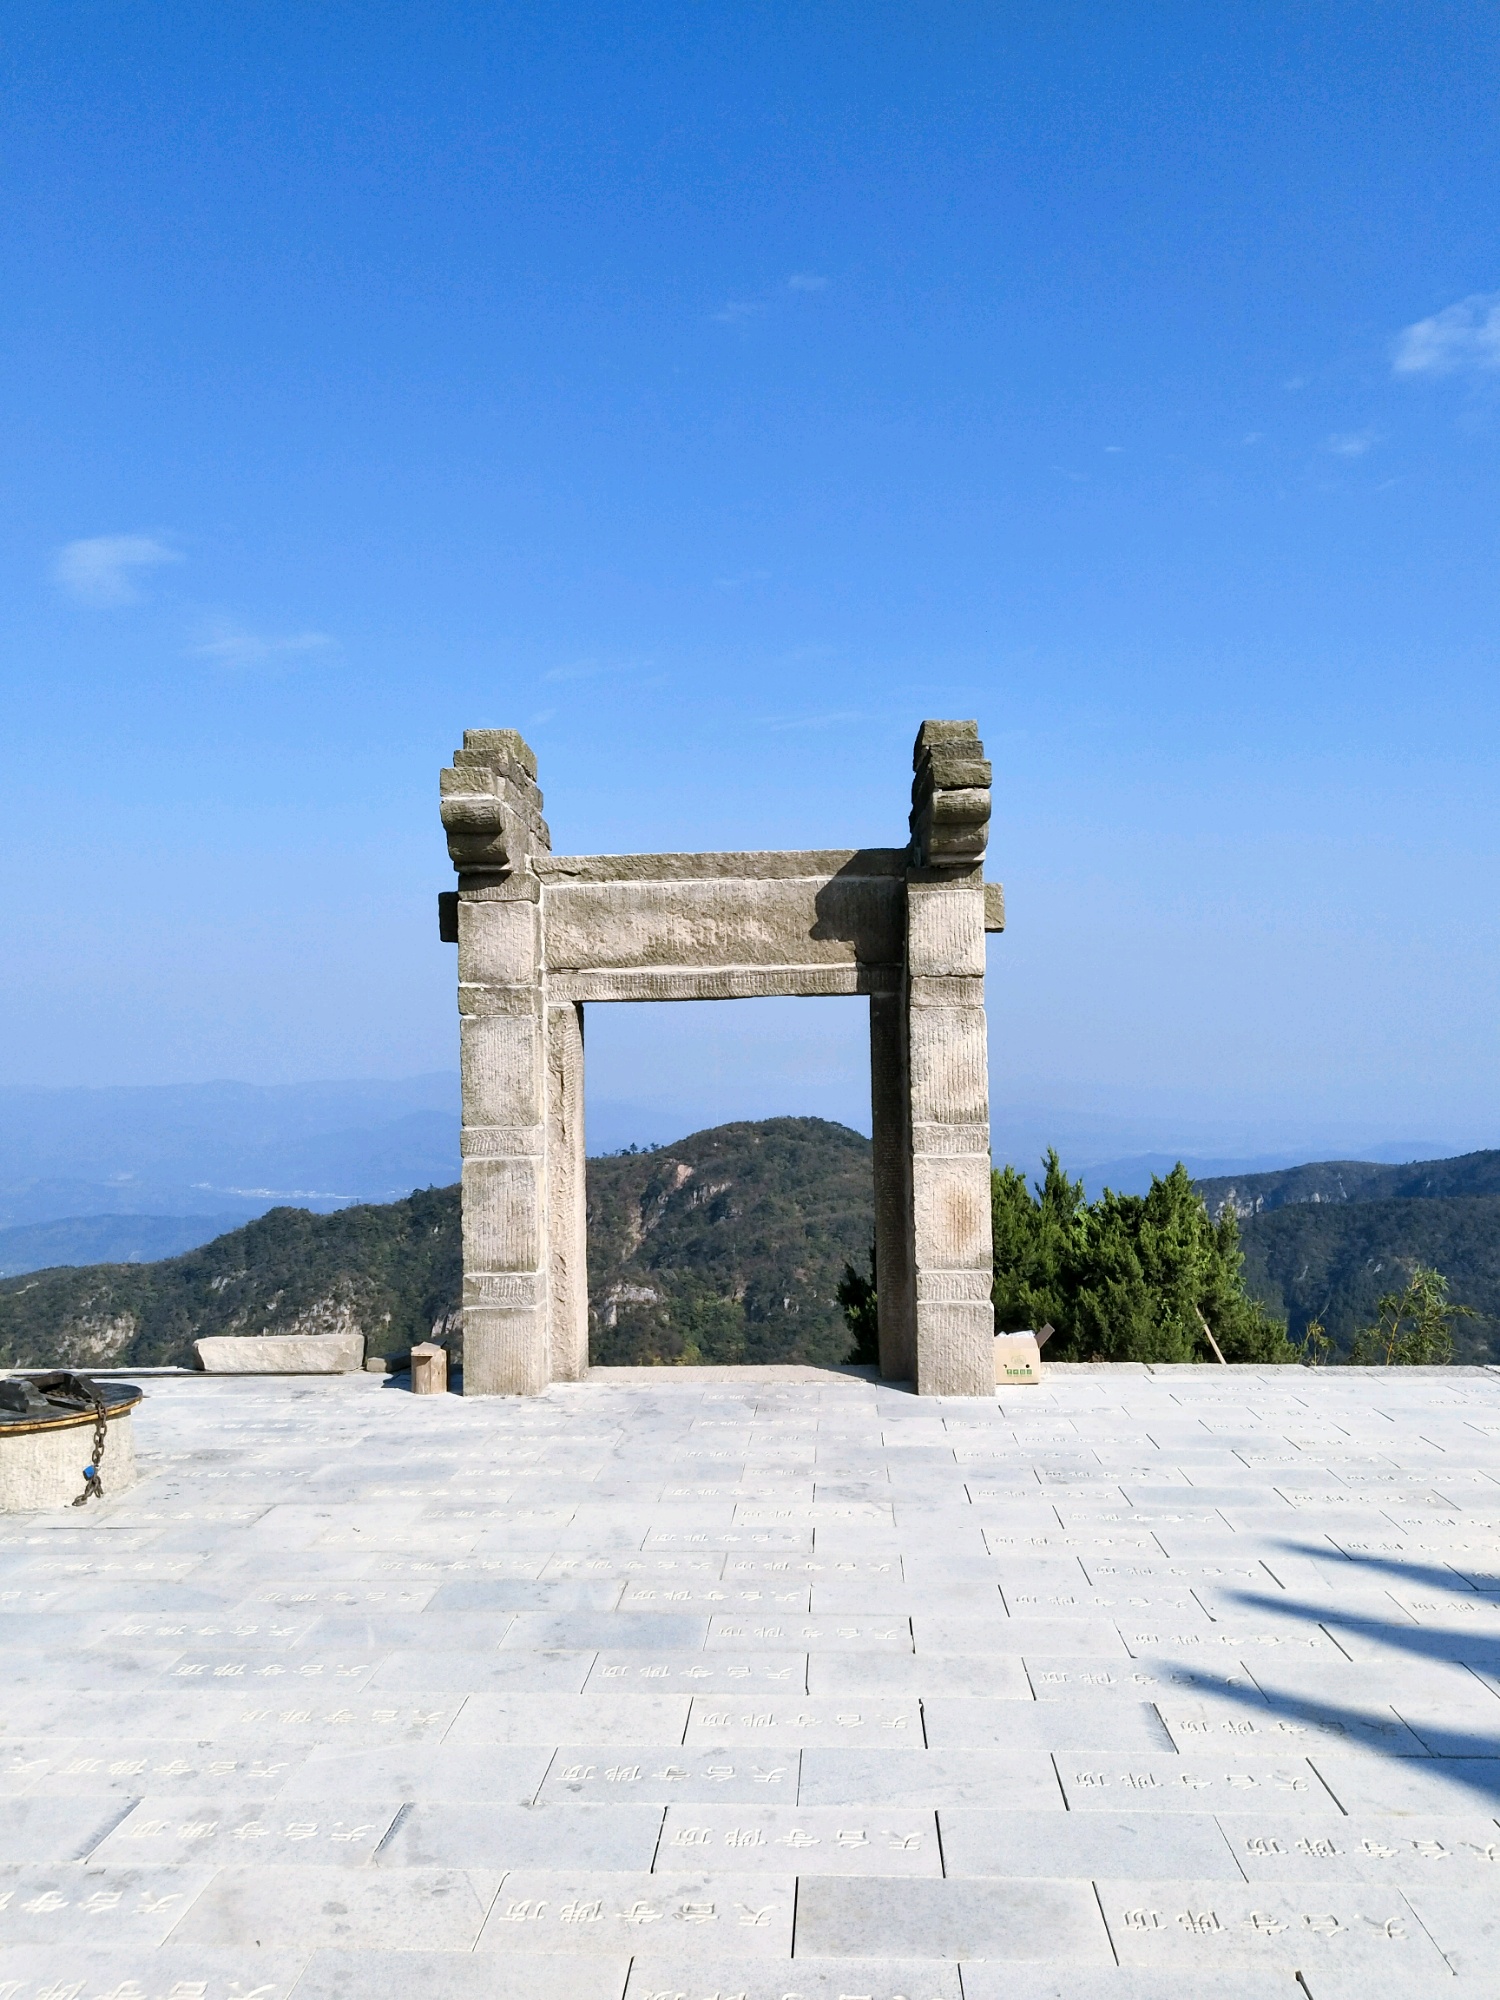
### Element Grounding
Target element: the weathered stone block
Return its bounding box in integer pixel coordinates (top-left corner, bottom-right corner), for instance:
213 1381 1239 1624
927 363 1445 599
909 1006 990 1126
912 1155 993 1266
195 1334 365 1373
458 899 538 986
460 1013 541 1126
410 1342 448 1394
915 1300 997 1396
542 873 900 975
905 884 986 977
462 1156 543 1272
462 1305 550 1396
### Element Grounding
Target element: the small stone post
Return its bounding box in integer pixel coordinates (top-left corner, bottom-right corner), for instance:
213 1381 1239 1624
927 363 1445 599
409 1342 448 1395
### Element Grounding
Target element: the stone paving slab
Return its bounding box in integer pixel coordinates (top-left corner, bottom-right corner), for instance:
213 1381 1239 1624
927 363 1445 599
6 1364 1500 1989
1097 1876 1453 1977
0 1943 312 2000
623 1960 965 1999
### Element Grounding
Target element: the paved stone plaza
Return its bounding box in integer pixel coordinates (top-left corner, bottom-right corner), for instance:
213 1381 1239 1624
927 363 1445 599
6 1364 1500 1999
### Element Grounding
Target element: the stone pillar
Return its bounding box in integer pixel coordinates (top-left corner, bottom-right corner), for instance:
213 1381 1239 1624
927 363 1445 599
442 731 555 1395
456 882 550 1393
869 989 916 1380
905 722 995 1396
546 998 589 1382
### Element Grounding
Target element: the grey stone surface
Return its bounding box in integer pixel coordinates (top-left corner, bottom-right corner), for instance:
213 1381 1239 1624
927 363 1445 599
626 1961 961 1999
792 1875 1112 1961
797 1748 1065 1809
8 1366 1500 1988
472 1870 796 1955
297 1951 629 2000
1097 1877 1453 1977
954 1972 1295 1999
938 1807 1243 1879
0 1945 311 2000
655 1805 941 1873
168 1862 503 1950
1217 1811 1500 1882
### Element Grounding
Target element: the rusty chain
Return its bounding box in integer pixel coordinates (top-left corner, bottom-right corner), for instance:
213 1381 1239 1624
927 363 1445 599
71 1394 108 1506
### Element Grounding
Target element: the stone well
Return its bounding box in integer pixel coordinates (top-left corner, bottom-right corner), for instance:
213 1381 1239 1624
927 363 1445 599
0 1379 141 1511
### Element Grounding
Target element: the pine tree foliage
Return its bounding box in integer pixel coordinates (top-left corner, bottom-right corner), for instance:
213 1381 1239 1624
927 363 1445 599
992 1155 1294 1364
1347 1264 1474 1365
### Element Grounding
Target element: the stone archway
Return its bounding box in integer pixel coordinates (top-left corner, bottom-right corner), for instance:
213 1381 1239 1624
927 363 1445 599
439 720 1002 1395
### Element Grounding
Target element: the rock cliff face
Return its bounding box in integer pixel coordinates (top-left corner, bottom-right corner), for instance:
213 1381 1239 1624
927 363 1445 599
585 1117 873 1367
0 1119 874 1372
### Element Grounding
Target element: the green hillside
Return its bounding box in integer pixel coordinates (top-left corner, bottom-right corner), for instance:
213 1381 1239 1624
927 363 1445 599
1239 1194 1500 1362
1196 1149 1500 1218
0 1186 462 1371
0 1116 872 1373
586 1117 873 1367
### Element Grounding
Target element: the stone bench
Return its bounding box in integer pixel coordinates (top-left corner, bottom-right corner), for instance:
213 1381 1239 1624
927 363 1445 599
193 1333 366 1373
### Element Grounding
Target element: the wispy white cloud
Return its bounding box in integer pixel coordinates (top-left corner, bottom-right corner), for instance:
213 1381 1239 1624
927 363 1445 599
713 274 830 325
52 534 181 606
188 621 334 669
542 658 608 684
765 709 867 732
540 656 662 686
1326 429 1379 458
1393 292 1500 376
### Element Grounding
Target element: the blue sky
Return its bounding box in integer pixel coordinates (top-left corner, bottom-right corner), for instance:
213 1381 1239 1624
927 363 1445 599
4 4 1500 1164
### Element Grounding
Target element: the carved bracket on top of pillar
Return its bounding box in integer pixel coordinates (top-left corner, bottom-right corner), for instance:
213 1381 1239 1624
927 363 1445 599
441 729 551 886
909 719 991 869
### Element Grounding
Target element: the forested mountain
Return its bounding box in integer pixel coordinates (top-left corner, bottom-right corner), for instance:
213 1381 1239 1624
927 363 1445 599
587 1117 872 1367
0 1188 463 1371
6 1115 1499 1373
1238 1195 1500 1362
1196 1149 1500 1219
0 1117 872 1372
1186 1146 1500 1361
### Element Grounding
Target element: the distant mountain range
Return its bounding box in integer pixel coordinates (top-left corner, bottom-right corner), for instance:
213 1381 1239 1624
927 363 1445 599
1197 1149 1500 1217
0 1213 250 1279
0 1076 460 1232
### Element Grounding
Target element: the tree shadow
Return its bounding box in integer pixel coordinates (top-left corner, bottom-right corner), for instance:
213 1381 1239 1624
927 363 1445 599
1168 1541 1500 1811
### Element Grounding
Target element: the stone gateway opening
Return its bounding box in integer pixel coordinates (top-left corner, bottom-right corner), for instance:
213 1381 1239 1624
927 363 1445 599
439 719 1004 1395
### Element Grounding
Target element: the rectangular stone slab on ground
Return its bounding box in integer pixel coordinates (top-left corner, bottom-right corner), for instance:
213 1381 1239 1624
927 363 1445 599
3 1362 1500 1992
194 1334 365 1373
